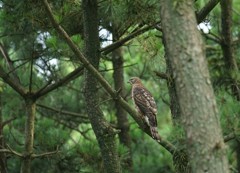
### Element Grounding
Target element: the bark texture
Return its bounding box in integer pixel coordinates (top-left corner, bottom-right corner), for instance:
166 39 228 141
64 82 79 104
21 97 36 173
220 0 240 100
0 94 7 173
82 0 120 172
160 0 229 173
112 47 132 170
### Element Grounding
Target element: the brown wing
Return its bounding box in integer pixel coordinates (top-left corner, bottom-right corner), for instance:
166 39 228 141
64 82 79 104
133 86 157 127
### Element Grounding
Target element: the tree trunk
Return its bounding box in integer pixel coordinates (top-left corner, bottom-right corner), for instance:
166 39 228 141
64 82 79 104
21 97 36 173
160 1 229 173
220 1 240 171
164 55 191 173
82 0 120 173
112 46 133 170
165 56 181 120
220 0 240 100
0 93 8 173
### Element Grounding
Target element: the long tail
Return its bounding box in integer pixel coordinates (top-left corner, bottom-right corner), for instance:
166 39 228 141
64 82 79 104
150 127 161 142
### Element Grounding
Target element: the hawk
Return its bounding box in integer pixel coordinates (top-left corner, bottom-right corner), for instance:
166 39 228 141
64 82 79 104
128 77 161 141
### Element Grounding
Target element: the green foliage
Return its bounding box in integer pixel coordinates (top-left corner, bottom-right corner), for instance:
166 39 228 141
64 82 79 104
0 0 239 172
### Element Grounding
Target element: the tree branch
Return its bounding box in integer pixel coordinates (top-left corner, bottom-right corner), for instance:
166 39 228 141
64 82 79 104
224 132 235 143
0 144 23 157
154 71 170 81
34 66 84 99
37 103 88 120
196 0 221 24
0 67 26 97
204 33 222 44
29 53 34 93
37 109 87 133
32 146 60 158
0 43 21 84
100 24 157 55
42 0 177 155
1 117 17 128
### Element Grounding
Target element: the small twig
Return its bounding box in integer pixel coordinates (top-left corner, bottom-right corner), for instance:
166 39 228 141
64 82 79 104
96 97 114 107
29 51 34 93
34 66 84 99
0 43 21 84
114 88 122 100
0 67 26 97
155 24 162 32
224 132 236 143
0 144 23 157
9 127 24 146
37 103 88 119
32 146 60 158
78 128 93 141
2 117 17 128
100 23 158 55
161 96 170 107
154 71 170 81
99 63 138 72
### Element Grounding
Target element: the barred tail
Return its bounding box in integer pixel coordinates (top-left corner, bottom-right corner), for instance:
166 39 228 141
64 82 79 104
150 127 161 142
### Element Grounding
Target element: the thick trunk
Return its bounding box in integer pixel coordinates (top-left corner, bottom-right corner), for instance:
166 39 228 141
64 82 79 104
82 1 120 172
21 97 36 173
112 47 132 170
220 0 240 100
160 1 229 173
165 57 191 173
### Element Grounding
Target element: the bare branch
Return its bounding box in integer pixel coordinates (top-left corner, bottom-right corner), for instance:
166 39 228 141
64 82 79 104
0 43 21 84
0 144 23 157
32 146 60 158
0 67 26 97
224 132 235 143
34 66 84 98
29 54 34 93
204 33 222 44
37 103 88 119
196 0 221 24
37 109 86 131
100 24 157 55
1 117 17 128
154 71 170 81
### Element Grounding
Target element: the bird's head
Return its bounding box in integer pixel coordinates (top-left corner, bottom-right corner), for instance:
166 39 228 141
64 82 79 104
128 77 142 85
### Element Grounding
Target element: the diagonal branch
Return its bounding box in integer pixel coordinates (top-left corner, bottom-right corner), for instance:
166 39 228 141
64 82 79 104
42 0 177 155
0 144 23 157
0 67 26 97
1 117 17 128
100 24 157 55
154 71 170 81
0 43 21 84
196 0 221 24
34 66 84 99
100 0 222 57
224 132 235 143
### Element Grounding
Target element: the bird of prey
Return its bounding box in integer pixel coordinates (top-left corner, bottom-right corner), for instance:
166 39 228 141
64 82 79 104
128 77 161 141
